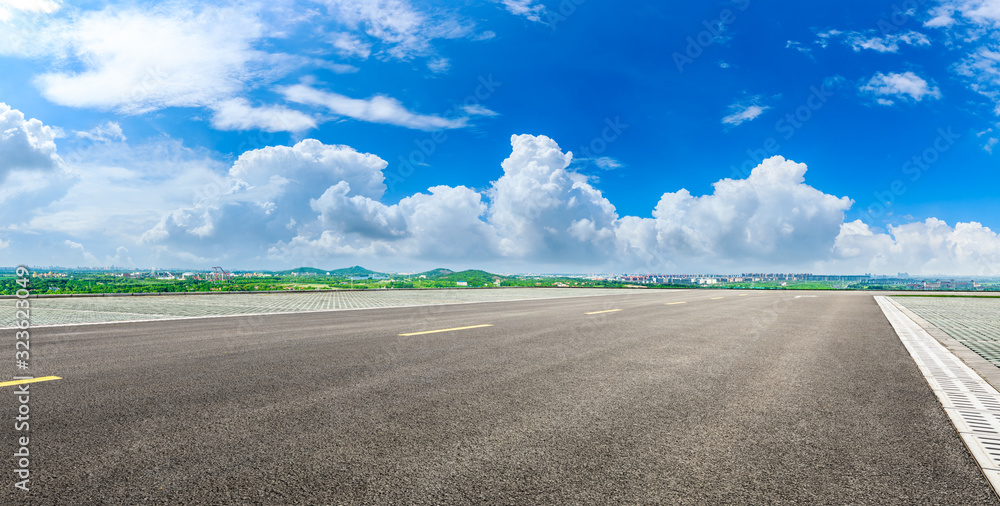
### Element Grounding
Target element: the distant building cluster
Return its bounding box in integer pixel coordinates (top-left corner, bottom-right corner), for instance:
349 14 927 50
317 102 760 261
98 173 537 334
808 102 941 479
906 280 979 291
604 273 991 291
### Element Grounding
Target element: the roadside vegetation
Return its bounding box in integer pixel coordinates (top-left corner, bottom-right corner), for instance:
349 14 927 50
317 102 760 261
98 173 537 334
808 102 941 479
1 266 996 296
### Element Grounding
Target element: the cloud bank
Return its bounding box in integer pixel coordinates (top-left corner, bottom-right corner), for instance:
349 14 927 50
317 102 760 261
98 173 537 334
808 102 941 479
132 133 1000 275
1 98 996 274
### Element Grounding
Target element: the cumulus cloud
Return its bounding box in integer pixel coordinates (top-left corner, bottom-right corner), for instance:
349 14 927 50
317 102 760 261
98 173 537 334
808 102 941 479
140 134 873 272
641 156 853 269
486 134 619 262
209 98 317 133
32 5 294 114
281 82 467 130
0 102 61 178
829 218 1000 275
141 139 389 261
860 71 942 105
9 113 994 275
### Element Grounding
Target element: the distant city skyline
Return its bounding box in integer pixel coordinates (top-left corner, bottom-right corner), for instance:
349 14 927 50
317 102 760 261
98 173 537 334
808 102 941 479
1 0 999 275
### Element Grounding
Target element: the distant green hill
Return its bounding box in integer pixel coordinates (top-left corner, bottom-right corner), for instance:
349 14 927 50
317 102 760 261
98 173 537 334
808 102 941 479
416 268 454 279
438 269 504 285
327 266 385 277
279 266 385 277
279 267 328 275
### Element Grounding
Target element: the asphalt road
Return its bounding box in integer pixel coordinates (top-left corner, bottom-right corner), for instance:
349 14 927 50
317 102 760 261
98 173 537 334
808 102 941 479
2 290 996 504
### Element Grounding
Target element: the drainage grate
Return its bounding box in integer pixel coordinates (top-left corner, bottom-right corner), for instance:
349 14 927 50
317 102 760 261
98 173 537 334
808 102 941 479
877 296 1000 494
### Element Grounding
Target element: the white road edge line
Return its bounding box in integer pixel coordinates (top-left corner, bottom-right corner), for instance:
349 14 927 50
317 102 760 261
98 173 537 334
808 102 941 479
876 295 1000 496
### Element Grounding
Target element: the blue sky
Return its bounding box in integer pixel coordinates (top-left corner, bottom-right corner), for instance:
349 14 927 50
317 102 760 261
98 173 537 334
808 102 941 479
1 0 999 275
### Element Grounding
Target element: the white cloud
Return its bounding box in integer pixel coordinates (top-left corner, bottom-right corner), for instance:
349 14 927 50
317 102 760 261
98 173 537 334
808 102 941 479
331 31 371 58
141 139 389 261
817 30 930 53
32 5 294 114
860 71 942 103
594 157 623 170
75 121 126 143
0 102 61 179
499 0 546 22
956 46 1000 114
462 104 499 117
0 0 60 21
785 40 812 56
122 135 868 272
985 136 999 152
816 29 841 48
928 0 1000 29
315 0 473 60
27 138 226 242
722 103 770 126
828 218 1000 275
64 239 99 265
636 156 854 269
427 57 450 73
486 134 620 262
209 98 317 133
280 82 467 130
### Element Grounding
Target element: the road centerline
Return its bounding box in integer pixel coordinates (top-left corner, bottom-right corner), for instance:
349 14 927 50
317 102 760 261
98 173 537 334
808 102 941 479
398 324 493 336
0 376 63 388
584 309 623 315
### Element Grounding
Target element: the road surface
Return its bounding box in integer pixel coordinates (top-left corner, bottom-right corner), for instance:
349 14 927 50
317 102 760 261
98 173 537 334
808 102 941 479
2 290 995 504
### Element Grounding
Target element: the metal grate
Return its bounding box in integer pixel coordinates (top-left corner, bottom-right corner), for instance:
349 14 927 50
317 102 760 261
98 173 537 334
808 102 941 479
877 296 1000 494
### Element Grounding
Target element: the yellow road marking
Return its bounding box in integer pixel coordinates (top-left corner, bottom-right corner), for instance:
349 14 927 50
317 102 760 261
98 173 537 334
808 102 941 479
584 309 623 315
0 376 62 388
665 302 687 305
399 324 493 336
739 294 749 296
710 297 724 300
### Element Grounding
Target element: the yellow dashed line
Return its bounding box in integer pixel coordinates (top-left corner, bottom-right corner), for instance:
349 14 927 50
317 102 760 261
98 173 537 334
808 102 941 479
664 302 687 305
399 324 493 336
584 309 623 315
739 294 749 296
0 376 62 388
710 297 724 300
